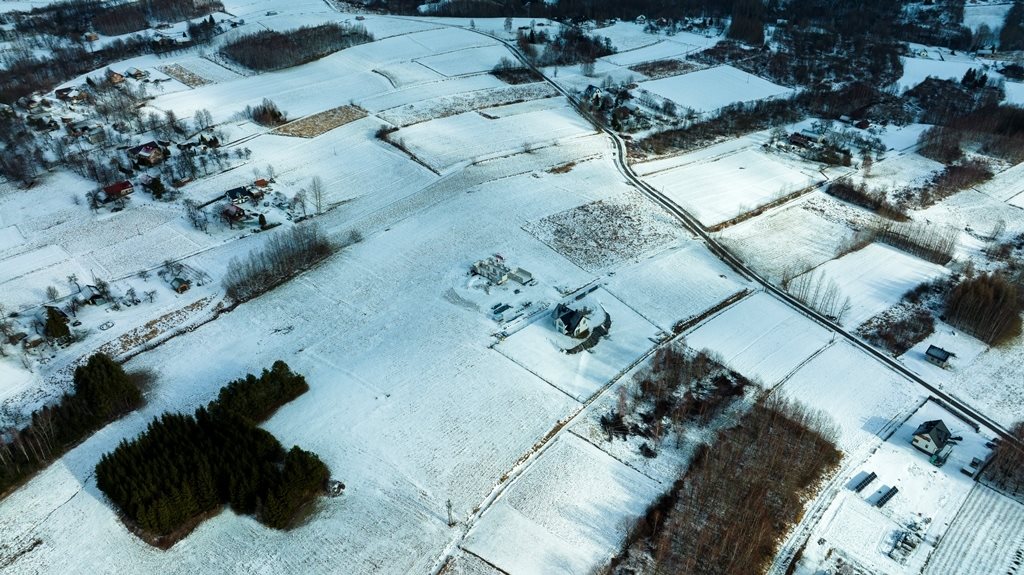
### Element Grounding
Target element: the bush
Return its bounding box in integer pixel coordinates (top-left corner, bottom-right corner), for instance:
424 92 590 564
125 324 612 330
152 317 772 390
945 273 1023 345
245 98 287 127
826 181 906 220
222 23 373 72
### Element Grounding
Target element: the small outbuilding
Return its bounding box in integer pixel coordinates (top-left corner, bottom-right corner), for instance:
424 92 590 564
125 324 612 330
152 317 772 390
509 267 533 285
912 419 951 456
170 277 190 293
925 345 953 368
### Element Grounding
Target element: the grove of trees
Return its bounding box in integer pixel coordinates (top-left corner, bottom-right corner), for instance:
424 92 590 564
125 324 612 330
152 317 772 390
221 23 373 72
945 273 1023 345
95 361 328 545
0 353 142 498
222 224 336 302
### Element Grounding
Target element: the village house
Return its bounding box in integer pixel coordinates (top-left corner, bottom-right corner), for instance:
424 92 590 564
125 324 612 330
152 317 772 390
553 303 589 339
222 203 246 222
170 277 191 293
54 87 87 102
911 419 951 456
101 180 134 203
106 69 126 84
925 345 953 368
125 67 149 80
128 141 164 166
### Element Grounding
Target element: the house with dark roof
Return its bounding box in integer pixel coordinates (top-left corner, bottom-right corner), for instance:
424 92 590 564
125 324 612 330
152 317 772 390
925 345 953 368
912 419 951 455
222 203 246 221
553 303 589 339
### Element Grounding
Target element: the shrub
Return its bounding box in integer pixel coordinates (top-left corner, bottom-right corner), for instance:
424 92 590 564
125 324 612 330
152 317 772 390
245 98 287 127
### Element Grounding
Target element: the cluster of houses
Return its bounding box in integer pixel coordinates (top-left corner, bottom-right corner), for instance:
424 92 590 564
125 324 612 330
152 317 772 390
221 180 271 222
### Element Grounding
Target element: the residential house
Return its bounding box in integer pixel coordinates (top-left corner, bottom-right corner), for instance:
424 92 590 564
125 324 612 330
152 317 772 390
912 419 951 455
553 303 589 338
54 87 87 102
125 67 149 80
170 277 190 293
106 69 126 84
925 345 953 368
225 186 249 204
101 180 134 203
128 141 164 166
222 203 246 221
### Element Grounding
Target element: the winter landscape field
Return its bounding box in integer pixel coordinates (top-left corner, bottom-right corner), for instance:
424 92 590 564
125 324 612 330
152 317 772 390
1 1 1024 575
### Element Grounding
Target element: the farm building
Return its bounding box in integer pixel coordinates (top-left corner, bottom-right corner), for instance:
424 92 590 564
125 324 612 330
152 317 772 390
125 67 149 79
170 278 190 293
553 303 589 338
509 267 533 285
912 419 951 455
925 345 953 368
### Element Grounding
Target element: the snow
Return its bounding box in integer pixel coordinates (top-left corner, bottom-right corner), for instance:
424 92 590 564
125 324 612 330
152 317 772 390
792 243 950 329
684 292 835 387
795 401 997 575
0 225 25 253
639 146 823 227
638 65 792 115
601 39 699 67
463 433 661 575
416 44 511 76
897 57 983 92
719 199 857 281
963 3 1013 32
940 331 1024 428
1003 81 1024 105
778 341 923 452
604 241 747 332
494 288 662 401
925 485 1024 575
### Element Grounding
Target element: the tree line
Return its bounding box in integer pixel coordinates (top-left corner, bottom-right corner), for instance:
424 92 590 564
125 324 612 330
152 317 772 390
983 421 1024 497
222 224 337 302
221 23 373 72
95 361 328 546
0 353 143 499
606 394 840 575
945 272 1022 345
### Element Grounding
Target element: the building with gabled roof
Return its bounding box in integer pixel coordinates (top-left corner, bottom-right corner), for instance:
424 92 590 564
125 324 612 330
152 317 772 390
912 419 951 455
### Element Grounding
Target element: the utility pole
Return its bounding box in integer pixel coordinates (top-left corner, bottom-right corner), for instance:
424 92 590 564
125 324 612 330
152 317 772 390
446 499 455 527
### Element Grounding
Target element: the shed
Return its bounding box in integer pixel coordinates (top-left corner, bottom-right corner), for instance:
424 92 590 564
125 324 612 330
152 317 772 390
509 267 533 285
912 419 951 455
170 277 190 293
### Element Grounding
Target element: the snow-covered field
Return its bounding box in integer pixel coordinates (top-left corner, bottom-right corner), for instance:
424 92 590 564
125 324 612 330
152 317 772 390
897 57 983 92
718 200 857 281
684 292 834 387
791 243 950 329
963 3 1013 33
601 39 699 67
416 44 510 76
638 65 792 115
925 485 1024 575
639 146 823 227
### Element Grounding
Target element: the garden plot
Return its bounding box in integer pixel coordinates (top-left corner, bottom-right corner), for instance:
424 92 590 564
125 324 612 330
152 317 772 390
777 341 923 452
684 291 834 387
273 105 367 138
925 485 1024 575
394 105 594 172
791 243 950 329
523 189 684 273
158 63 211 88
463 433 661 575
601 39 699 67
494 288 661 401
718 201 857 281
639 65 792 115
642 147 822 227
377 83 558 127
797 401 993 575
604 241 746 332
415 44 512 77
897 57 983 92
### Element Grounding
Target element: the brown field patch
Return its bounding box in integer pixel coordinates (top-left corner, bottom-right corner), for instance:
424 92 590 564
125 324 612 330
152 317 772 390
157 64 210 87
273 105 368 138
